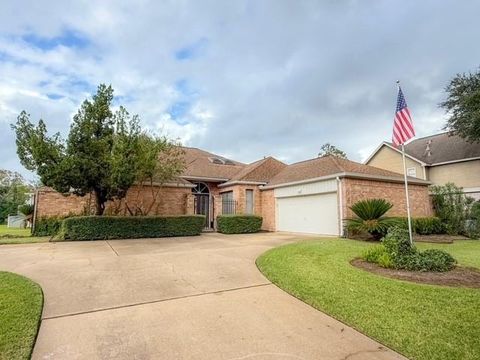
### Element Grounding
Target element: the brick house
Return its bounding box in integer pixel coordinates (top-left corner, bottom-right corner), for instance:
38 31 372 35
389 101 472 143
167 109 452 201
34 146 432 236
365 133 480 200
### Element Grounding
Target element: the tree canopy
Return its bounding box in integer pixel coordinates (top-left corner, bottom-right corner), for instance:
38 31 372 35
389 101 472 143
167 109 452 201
318 143 347 159
440 69 480 143
0 170 32 223
12 84 185 215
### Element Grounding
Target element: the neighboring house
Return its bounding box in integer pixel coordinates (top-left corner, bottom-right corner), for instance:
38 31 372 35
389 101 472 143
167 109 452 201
34 146 432 236
365 133 480 200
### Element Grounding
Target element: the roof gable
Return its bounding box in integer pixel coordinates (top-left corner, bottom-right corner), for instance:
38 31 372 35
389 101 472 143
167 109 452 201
266 155 406 186
220 157 287 186
181 147 245 180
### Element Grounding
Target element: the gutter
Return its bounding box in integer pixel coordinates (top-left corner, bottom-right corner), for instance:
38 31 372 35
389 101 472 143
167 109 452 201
218 180 267 188
261 172 431 190
429 156 480 166
180 175 230 182
336 177 344 237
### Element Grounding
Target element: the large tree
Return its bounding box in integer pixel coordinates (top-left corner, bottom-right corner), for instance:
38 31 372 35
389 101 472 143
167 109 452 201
12 84 184 215
440 69 480 143
318 143 347 159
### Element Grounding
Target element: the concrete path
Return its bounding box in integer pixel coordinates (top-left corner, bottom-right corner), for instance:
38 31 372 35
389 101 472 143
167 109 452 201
0 233 406 360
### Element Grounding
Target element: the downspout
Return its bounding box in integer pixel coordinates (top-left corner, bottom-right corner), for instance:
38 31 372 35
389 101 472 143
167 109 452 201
336 177 344 237
32 188 39 234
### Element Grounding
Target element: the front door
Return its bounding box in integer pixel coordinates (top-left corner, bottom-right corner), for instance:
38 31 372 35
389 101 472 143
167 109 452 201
192 182 211 229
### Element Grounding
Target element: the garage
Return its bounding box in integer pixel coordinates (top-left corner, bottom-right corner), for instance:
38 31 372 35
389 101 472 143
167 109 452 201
274 179 339 235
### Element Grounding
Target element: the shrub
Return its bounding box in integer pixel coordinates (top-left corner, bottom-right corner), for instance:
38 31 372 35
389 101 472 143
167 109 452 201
216 215 263 234
373 227 457 272
18 204 34 216
362 246 387 263
430 183 472 235
413 217 445 235
388 217 445 235
58 215 205 240
346 199 400 240
395 250 456 272
33 216 66 236
382 227 416 258
362 246 393 268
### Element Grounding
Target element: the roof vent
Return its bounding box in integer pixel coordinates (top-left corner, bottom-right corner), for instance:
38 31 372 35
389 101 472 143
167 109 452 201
424 140 432 157
210 157 225 165
208 157 236 165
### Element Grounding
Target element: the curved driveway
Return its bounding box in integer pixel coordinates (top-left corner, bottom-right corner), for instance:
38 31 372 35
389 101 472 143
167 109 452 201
0 233 406 360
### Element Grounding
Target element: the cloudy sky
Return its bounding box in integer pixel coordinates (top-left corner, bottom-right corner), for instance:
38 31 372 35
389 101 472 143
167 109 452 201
1 1 479 179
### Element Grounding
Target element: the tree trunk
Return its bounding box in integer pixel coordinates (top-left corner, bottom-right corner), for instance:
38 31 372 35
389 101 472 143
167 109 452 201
94 191 105 215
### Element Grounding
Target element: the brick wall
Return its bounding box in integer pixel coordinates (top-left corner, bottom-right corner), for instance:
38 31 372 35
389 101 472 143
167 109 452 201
218 184 262 215
35 188 94 218
36 185 192 218
341 178 433 219
105 185 191 216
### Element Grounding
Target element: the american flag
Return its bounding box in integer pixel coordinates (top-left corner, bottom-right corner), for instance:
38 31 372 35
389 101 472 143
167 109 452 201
392 86 415 146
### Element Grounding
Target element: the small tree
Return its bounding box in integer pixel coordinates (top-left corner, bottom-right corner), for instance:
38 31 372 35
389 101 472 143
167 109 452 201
430 183 473 235
440 69 480 143
318 143 347 159
12 84 184 215
346 198 400 240
123 134 185 216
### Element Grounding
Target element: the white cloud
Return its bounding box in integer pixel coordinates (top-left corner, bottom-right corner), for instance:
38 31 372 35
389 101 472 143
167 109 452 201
1 0 480 179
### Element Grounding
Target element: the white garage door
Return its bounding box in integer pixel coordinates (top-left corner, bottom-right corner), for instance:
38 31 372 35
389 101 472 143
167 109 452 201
277 192 339 235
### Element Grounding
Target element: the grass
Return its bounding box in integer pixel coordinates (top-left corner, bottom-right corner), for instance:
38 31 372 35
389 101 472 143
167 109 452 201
0 225 31 237
0 224 49 245
0 272 43 360
257 238 480 360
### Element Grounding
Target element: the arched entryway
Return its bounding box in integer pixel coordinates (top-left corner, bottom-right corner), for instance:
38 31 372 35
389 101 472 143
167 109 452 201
192 182 211 229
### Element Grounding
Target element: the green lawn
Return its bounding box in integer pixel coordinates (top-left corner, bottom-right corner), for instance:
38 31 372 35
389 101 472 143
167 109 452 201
257 239 480 360
0 225 31 237
0 272 43 360
0 225 49 245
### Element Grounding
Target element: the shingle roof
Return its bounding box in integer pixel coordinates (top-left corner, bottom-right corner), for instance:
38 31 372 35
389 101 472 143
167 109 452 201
220 157 287 186
402 133 480 165
266 155 410 186
181 147 245 180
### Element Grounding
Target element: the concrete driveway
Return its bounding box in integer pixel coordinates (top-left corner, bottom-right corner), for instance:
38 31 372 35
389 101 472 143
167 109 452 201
0 233 406 360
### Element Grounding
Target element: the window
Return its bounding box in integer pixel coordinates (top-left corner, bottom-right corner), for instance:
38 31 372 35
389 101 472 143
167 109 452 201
245 189 254 214
222 191 235 214
406 167 417 177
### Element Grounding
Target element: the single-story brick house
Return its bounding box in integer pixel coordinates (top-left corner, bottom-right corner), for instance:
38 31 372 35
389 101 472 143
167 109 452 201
34 147 432 236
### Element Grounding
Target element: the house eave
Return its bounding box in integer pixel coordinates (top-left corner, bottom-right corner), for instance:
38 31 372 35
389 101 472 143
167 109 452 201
180 175 230 183
429 156 480 167
218 180 267 188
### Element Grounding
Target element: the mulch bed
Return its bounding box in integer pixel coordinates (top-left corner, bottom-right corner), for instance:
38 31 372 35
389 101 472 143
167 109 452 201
351 258 480 288
413 234 470 244
349 234 471 244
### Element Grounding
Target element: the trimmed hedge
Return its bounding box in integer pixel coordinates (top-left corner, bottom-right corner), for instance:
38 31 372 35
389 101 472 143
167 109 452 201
58 215 206 240
217 215 263 234
33 216 66 236
392 216 446 235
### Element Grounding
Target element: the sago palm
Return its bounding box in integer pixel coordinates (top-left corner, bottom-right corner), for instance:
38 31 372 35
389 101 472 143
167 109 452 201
347 198 399 240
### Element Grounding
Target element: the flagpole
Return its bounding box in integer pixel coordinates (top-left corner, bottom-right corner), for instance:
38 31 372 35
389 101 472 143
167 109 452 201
401 143 414 244
397 80 414 245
